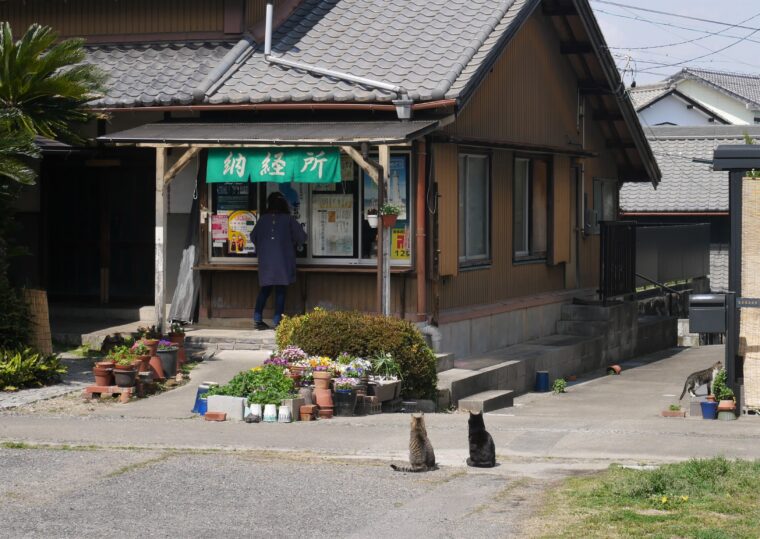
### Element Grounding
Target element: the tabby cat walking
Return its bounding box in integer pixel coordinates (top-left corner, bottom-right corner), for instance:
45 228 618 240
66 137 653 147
466 411 496 468
390 413 437 473
679 360 723 400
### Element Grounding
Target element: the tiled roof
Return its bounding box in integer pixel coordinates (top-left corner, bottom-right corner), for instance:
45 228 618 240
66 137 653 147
619 125 760 213
210 0 535 104
677 68 760 109
627 83 670 110
86 41 236 107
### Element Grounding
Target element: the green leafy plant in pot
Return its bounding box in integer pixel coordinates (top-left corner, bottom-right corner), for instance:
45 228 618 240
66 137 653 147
379 202 401 227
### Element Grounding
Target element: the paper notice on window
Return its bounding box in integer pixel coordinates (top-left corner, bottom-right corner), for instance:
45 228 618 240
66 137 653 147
211 214 229 241
311 194 353 257
227 210 257 255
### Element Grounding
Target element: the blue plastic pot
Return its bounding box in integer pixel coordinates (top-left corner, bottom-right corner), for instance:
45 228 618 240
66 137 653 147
700 401 718 420
535 371 550 392
197 398 207 416
191 384 211 413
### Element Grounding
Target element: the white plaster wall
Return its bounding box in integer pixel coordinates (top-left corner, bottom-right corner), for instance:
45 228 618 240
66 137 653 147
677 80 755 125
638 95 716 127
168 153 198 214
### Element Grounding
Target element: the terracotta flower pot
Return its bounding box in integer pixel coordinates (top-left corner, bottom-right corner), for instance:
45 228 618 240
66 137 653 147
314 388 333 408
168 333 185 346
143 339 159 356
149 355 165 381
313 371 332 390
318 408 334 419
718 399 736 411
300 413 314 421
93 366 113 386
381 214 398 228
96 360 115 370
607 364 622 375
706 395 717 402
136 355 151 373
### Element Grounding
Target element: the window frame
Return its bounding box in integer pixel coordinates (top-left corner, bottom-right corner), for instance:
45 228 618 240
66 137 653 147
512 154 551 264
589 177 618 235
457 151 492 268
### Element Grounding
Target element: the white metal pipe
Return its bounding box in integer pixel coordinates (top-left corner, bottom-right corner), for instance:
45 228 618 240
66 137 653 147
265 2 273 57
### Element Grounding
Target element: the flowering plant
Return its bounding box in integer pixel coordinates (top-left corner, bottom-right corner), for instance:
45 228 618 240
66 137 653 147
308 356 333 368
157 339 178 351
264 356 288 367
280 346 307 363
130 341 150 356
334 377 359 390
349 358 372 374
336 352 356 365
169 321 185 335
379 202 401 216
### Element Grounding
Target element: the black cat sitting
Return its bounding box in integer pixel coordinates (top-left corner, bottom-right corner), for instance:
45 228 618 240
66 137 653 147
466 411 496 468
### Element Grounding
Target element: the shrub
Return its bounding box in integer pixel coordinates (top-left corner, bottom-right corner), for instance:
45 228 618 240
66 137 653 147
0 347 67 391
712 368 734 401
276 309 438 399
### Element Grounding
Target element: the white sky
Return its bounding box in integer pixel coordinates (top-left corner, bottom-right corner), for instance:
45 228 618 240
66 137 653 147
591 0 760 85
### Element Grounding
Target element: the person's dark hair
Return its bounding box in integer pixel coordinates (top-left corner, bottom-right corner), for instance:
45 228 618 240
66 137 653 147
266 191 290 214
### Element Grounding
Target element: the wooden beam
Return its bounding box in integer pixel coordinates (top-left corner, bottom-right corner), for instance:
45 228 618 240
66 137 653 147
579 84 612 96
593 111 624 122
164 147 200 186
378 145 391 316
543 5 576 16
155 147 168 333
606 140 636 149
560 41 593 54
341 146 379 183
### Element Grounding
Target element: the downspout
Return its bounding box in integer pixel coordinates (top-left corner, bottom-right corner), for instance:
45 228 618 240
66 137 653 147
263 2 413 120
415 139 427 321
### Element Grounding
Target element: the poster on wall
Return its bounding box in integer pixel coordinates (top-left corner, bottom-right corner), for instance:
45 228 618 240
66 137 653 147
266 182 309 257
363 155 408 220
227 210 257 255
211 213 229 241
311 194 354 257
391 226 411 261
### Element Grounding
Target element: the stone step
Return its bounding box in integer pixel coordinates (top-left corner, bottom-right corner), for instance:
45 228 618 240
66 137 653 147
458 390 515 413
556 320 609 337
437 368 493 405
560 303 613 322
184 329 276 351
435 352 455 373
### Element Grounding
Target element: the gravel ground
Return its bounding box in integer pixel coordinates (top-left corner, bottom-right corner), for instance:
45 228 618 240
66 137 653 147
0 357 95 410
0 447 551 539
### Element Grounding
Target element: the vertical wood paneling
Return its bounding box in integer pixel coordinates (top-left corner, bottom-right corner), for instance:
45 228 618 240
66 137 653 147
0 0 226 38
434 143 459 277
552 155 571 265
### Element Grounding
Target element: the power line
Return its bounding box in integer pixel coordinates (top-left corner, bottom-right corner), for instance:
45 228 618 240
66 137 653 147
592 0 760 32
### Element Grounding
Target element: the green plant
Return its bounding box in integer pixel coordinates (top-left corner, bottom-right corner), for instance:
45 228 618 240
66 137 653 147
712 368 734 401
276 309 437 399
169 322 185 335
379 202 401 216
107 345 135 366
552 378 567 394
206 365 296 405
366 208 378 216
0 347 66 390
136 325 161 340
130 341 150 356
371 351 402 380
669 403 682 411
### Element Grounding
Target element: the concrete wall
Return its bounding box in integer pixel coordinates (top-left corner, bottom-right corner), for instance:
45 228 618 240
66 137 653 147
438 300 565 359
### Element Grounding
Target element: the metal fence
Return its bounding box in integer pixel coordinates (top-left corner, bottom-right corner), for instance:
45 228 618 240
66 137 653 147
600 221 637 302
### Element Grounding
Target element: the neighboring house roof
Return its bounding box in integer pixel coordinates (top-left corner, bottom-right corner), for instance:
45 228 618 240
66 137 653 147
209 0 533 104
628 83 670 110
620 125 760 213
86 41 236 107
675 68 760 110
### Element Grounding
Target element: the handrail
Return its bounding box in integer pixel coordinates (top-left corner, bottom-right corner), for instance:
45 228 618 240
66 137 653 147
635 272 683 296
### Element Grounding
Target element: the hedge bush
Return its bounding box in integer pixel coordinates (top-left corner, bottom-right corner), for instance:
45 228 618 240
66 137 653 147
0 347 67 391
276 309 438 399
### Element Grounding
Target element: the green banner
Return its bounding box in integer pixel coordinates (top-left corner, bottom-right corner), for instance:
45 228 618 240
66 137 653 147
206 148 341 183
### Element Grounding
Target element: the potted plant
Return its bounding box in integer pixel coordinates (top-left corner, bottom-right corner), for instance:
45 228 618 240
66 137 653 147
156 339 179 378
92 363 113 386
370 351 402 401
379 203 401 228
333 377 359 416
662 403 686 418
168 322 187 366
713 368 736 420
366 208 378 229
130 340 152 373
109 348 138 388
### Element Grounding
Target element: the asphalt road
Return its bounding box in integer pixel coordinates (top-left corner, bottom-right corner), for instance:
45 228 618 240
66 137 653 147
0 447 556 539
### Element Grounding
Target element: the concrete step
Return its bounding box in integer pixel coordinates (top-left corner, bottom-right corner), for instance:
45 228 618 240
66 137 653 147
184 329 276 351
556 320 609 337
435 352 455 373
437 368 493 405
458 390 515 413
560 303 613 322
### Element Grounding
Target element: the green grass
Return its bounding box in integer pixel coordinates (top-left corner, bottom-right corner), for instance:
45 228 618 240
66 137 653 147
537 458 760 538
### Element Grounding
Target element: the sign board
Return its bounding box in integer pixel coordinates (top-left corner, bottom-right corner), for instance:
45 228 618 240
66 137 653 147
311 194 353 257
207 148 341 183
738 297 760 308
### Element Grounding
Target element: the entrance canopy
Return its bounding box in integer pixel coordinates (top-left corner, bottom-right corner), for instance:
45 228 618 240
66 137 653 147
98 120 440 146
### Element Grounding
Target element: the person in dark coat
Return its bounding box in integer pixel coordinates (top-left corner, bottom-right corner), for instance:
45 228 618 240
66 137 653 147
250 191 307 330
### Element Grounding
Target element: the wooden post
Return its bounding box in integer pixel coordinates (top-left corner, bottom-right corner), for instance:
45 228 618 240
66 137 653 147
155 147 168 333
379 145 391 316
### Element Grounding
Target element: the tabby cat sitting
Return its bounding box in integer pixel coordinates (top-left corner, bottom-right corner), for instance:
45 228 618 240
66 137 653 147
390 413 437 473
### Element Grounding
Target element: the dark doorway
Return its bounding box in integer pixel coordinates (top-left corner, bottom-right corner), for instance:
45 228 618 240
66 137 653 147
41 149 154 304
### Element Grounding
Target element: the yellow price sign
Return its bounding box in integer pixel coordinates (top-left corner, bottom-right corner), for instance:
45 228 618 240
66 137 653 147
391 227 411 260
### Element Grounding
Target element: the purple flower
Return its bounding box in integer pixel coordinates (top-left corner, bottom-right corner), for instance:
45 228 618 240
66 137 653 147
264 357 288 367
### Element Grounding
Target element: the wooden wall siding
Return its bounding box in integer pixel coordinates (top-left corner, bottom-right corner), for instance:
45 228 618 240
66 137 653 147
439 149 564 310
551 155 571 265
0 0 226 38
446 13 579 148
203 271 414 318
245 0 282 28
434 143 459 277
